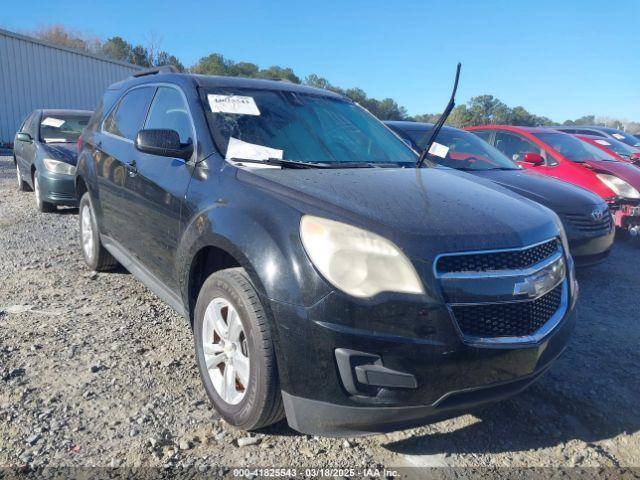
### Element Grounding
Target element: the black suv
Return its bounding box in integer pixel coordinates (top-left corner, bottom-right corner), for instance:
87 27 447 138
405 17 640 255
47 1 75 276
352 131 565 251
76 67 577 436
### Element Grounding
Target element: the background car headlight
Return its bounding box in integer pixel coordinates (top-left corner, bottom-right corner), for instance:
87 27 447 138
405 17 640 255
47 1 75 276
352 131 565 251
300 215 424 298
596 174 640 199
43 158 76 175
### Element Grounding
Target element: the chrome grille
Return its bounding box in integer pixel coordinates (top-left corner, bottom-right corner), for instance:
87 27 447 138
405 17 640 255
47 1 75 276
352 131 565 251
436 239 559 274
435 238 568 345
560 210 612 235
451 283 563 338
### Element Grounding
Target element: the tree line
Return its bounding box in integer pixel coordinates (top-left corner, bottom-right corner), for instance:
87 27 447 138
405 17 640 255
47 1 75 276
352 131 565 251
31 25 639 134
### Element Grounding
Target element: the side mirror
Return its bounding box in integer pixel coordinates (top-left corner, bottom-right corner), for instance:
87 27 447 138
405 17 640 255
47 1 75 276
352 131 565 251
629 152 640 164
135 129 193 160
523 152 545 165
17 132 32 142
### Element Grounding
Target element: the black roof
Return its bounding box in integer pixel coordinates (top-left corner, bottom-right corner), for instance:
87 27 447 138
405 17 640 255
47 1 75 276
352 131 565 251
110 70 345 100
554 125 625 134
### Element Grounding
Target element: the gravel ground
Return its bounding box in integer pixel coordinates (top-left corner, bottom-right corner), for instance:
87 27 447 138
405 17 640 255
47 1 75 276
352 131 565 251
0 155 639 474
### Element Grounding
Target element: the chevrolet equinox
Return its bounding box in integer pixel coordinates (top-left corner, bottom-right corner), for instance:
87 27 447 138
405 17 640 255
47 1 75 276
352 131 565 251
75 67 578 436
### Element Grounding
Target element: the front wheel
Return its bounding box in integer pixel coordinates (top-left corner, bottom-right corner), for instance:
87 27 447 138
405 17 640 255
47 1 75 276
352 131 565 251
33 172 55 212
194 268 284 431
78 192 118 271
16 163 28 191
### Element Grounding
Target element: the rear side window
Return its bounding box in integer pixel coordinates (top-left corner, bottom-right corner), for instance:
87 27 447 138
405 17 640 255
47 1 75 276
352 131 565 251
144 87 194 145
471 130 492 142
104 87 155 140
494 131 557 166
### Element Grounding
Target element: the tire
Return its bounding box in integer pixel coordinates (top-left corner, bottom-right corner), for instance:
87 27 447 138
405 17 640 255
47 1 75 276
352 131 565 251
194 267 284 431
15 161 28 191
78 192 118 271
33 172 55 212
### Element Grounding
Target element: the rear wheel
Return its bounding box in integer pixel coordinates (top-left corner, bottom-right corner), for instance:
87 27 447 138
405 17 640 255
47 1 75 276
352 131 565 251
33 173 55 212
194 268 284 431
79 192 118 271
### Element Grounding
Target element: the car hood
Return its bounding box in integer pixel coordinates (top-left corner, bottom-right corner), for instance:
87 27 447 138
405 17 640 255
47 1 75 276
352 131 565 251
40 143 78 165
472 169 602 211
585 159 640 190
238 166 560 259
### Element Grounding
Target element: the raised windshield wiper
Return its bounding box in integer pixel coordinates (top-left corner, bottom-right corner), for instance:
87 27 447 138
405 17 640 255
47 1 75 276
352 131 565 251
416 63 462 168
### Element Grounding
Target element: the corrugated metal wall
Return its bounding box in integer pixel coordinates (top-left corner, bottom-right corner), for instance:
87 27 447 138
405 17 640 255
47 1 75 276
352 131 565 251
0 29 141 145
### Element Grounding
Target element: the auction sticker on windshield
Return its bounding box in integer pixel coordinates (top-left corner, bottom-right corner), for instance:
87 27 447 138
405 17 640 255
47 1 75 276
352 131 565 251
208 94 261 115
41 117 66 128
429 141 450 159
226 137 283 168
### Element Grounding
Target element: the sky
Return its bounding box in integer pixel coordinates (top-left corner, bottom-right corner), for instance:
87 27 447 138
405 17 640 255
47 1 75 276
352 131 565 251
1 0 638 122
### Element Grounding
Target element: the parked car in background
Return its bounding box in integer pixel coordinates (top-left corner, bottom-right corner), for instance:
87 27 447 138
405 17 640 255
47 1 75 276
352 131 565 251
576 134 640 165
386 121 614 265
553 125 640 147
14 109 92 212
466 126 640 237
74 68 577 436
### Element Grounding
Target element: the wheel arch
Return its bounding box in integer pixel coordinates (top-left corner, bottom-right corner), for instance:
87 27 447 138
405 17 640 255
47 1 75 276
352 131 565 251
178 207 330 325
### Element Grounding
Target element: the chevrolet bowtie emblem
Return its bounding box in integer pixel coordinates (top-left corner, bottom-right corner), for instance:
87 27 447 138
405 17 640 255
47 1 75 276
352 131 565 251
513 258 565 299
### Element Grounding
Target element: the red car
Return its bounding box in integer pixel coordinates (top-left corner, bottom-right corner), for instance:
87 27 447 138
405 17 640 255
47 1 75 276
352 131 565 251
576 134 640 165
466 126 640 235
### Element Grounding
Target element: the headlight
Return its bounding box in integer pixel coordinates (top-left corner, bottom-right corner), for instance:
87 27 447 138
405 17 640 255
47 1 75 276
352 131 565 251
553 212 571 255
596 174 640 199
300 215 424 298
43 158 76 175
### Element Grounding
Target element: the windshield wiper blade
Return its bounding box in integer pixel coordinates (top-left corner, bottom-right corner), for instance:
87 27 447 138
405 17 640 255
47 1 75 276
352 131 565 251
229 158 409 169
229 157 333 169
416 63 462 168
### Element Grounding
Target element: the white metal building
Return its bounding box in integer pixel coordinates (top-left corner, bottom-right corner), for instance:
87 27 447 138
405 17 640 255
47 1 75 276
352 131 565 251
0 28 141 146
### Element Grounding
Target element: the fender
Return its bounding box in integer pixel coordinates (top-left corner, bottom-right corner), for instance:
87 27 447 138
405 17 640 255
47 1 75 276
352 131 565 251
176 201 332 315
75 144 104 220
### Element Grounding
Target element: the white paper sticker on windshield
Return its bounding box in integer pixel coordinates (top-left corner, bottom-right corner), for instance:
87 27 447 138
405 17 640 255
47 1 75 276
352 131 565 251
41 117 65 128
225 137 283 168
612 133 625 140
428 141 449 159
208 95 260 115
595 140 611 145
43 138 66 143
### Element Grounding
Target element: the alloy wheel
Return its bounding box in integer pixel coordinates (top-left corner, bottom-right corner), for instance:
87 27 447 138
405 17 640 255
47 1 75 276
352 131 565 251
34 176 41 207
81 204 95 262
202 297 250 405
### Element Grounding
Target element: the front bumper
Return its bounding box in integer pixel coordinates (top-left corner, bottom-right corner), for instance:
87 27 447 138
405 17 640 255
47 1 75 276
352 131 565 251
568 231 614 266
38 170 78 206
269 285 576 436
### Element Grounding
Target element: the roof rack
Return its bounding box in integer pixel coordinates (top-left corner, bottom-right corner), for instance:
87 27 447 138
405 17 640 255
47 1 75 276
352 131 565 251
132 65 180 77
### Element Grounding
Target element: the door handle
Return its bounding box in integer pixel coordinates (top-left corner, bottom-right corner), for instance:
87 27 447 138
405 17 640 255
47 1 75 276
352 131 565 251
127 159 138 177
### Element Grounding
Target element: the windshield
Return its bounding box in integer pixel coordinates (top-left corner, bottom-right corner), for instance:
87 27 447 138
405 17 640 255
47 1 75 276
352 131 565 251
399 128 519 171
590 137 639 158
533 132 617 163
39 114 90 143
203 88 417 166
601 129 640 147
